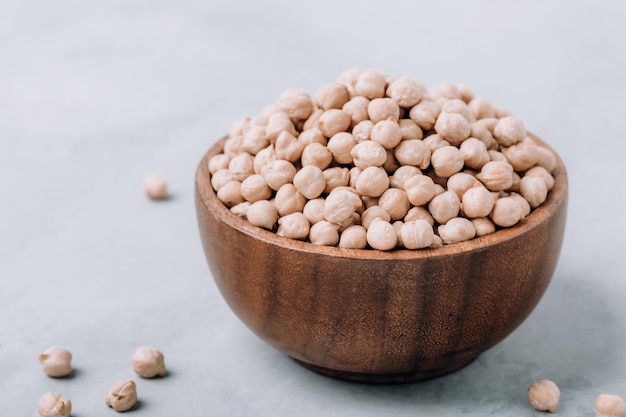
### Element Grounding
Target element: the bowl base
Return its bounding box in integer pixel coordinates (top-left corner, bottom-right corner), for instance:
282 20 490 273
292 354 480 384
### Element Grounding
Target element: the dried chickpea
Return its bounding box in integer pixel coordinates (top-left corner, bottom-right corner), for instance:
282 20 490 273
404 174 437 207
368 98 400 123
208 153 230 174
525 166 555 190
131 346 166 378
337 68 360 95
441 98 475 123
431 234 444 248
261 160 296 191
468 97 496 119
428 190 460 224
242 126 269 155
349 166 361 188
265 111 297 142
398 119 423 140
301 142 333 169
431 145 464 178
352 69 387 99
324 188 363 224
508 192 531 217
339 225 368 249
38 392 71 417
394 139 431 169
404 206 435 226
323 167 350 193
519 175 548 208
400 220 434 249
352 119 374 143
277 212 310 240
488 150 508 163
527 379 560 413
351 140 387 169
105 379 137 412
534 143 558 173
595 394 625 417
298 128 327 146
274 183 306 216
342 96 371 127
228 118 248 137
438 217 476 244
211 169 233 191
367 218 398 250
409 100 441 130
303 198 326 224
38 346 72 378
228 152 255 181
423 133 450 152
447 172 478 200
247 200 278 230
476 160 514 191
462 183 495 218
428 82 461 101
144 175 168 200
317 109 351 137
275 131 304 162
434 111 471 146
493 116 526 147
502 138 539 171
217 180 244 207
389 165 421 189
278 88 313 121
460 137 490 169
314 82 350 110
378 188 410 220
355 166 389 197
382 149 400 173
230 201 250 217
371 119 402 149
223 134 244 157
253 144 277 174
240 174 272 203
386 76 423 108
327 132 356 164
471 217 496 236
309 220 340 246
361 205 391 230
491 196 523 227
470 120 497 149
293 165 326 199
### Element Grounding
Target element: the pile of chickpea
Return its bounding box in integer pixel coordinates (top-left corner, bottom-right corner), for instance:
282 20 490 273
208 69 557 250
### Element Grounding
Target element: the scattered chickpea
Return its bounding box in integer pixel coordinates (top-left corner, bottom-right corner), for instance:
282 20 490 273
38 346 72 378
594 394 625 417
527 379 560 413
131 346 166 378
38 392 71 417
144 175 168 200
105 379 138 412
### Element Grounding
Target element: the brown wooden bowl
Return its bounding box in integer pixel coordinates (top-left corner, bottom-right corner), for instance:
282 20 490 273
195 133 568 383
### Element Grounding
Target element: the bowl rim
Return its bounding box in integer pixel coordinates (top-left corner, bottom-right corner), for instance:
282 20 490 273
196 132 567 261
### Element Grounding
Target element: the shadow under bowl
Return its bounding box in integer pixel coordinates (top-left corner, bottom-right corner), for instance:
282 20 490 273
195 133 568 383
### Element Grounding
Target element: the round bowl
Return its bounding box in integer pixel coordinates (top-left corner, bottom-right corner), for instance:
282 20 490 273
195 133 568 383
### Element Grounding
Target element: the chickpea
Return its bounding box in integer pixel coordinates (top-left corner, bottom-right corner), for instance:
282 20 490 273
352 119 374 143
323 167 350 193
428 82 461 101
38 393 71 417
389 165 421 189
508 192 531 218
431 145 465 178
378 188 410 220
386 76 423 108
303 198 326 224
493 116 526 147
527 379 560 413
361 205 391 230
440 98 475 123
228 152 255 181
476 160 514 191
278 88 313 121
519 175 548 208
293 165 326 199
105 379 137 412
324 188 363 224
208 153 230 175
470 120 497 150
462 183 495 218
342 96 370 127
352 69 387 99
298 128 327 146
398 118 423 140
339 225 368 249
404 206 435 226
317 109 351 137
471 217 496 236
525 166 555 191
246 200 278 230
228 118 249 137
223 134 244 157
38 346 72 378
491 196 523 227
428 190 460 224
265 111 297 142
447 172 478 200
274 183 306 216
275 131 304 162
230 201 251 217
217 180 244 207
382 149 400 174
261 160 296 191
131 346 166 378
371 119 402 149
366 218 398 251
314 82 350 110
349 166 361 189
394 139 431 169
309 220 340 246
240 174 272 203
409 100 441 130
422 133 450 152
301 142 333 169
355 166 389 197
242 125 268 155
438 217 476 244
468 97 496 119
595 394 625 417
327 132 356 164
253 144 277 174
211 169 233 191
434 111 471 146
534 143 558 173
502 138 540 171
404 174 437 207
400 220 434 249
277 212 310 240
368 98 400 123
459 137 490 169
337 68 360 95
351 140 388 169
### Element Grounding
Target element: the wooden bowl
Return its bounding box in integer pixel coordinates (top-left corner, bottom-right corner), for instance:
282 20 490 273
195 134 568 383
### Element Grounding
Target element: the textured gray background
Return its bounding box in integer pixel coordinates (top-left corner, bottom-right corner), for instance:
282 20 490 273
1 1 625 415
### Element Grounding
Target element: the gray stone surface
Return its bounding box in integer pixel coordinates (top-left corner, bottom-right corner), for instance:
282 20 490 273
1 1 625 415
